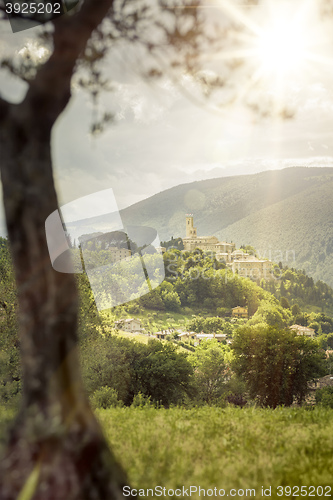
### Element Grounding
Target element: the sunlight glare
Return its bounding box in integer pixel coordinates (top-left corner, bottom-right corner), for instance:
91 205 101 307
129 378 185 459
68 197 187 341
201 0 333 117
256 20 307 77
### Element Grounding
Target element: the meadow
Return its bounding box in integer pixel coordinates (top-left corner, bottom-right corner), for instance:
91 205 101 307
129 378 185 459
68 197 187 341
95 406 333 496
1 405 333 497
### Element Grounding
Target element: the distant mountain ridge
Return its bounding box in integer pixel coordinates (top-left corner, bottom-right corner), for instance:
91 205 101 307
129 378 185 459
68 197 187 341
120 166 333 286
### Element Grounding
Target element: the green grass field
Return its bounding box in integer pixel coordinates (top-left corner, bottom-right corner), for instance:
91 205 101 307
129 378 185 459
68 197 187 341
98 406 333 496
1 406 333 497
100 308 222 333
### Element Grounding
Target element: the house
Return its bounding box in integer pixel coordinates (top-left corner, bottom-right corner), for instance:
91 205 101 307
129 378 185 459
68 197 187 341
195 333 227 343
109 247 131 263
114 317 142 332
231 258 273 280
232 306 248 319
177 331 197 341
155 330 173 340
176 330 196 340
289 324 315 339
177 332 190 341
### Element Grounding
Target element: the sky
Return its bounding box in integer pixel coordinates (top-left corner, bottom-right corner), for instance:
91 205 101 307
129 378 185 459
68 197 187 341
1 0 333 229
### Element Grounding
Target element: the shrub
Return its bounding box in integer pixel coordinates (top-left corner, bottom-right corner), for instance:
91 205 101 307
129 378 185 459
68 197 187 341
225 393 247 407
182 344 195 352
126 302 141 314
217 307 231 317
82 334 193 408
90 387 123 409
131 392 153 408
315 386 333 408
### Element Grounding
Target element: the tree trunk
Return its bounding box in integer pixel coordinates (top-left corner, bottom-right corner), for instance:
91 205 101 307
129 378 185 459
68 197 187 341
0 79 130 500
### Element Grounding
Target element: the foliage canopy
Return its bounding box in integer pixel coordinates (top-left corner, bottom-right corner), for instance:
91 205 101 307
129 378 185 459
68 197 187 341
232 325 326 408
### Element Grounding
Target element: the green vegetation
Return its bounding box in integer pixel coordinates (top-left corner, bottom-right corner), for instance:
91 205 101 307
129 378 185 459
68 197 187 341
1 403 332 493
189 340 233 404
1 405 333 491
186 315 235 334
247 300 291 328
81 333 194 407
160 236 184 250
315 386 333 409
98 406 333 492
233 326 326 408
262 264 333 315
1 232 333 494
134 247 269 315
90 387 124 410
0 406 16 447
1 238 332 412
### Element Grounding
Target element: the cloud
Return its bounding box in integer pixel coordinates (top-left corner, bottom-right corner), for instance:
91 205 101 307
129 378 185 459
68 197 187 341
49 68 333 214
2 21 333 234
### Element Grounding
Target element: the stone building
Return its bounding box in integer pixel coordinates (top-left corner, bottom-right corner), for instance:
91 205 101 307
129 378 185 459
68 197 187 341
109 247 131 262
182 215 235 257
231 258 273 280
182 215 273 280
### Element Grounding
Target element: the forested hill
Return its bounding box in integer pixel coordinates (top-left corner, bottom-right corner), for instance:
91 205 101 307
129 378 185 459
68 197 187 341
120 166 333 286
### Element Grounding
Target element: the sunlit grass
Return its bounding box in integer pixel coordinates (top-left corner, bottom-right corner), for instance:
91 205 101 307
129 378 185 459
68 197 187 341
113 330 150 345
97 406 333 493
1 405 333 493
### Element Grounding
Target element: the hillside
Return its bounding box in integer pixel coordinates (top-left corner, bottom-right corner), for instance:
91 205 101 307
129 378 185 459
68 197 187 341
220 178 333 285
120 166 333 286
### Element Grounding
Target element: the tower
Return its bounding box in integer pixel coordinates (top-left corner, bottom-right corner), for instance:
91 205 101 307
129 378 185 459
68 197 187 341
186 215 197 238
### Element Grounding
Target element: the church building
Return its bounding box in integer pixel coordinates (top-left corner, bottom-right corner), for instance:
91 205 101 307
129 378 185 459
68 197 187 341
182 215 235 260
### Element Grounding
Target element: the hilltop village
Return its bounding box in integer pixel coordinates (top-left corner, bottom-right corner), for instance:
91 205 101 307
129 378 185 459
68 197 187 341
181 215 273 281
111 216 323 345
105 214 273 281
68 215 333 382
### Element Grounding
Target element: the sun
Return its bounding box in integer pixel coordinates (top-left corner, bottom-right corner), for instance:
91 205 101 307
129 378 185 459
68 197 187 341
214 0 332 110
254 19 308 79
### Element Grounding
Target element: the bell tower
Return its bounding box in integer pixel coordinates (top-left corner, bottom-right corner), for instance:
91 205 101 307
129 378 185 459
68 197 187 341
186 214 197 238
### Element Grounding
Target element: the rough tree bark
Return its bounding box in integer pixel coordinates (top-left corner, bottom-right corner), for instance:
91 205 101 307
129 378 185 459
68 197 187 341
0 1 133 498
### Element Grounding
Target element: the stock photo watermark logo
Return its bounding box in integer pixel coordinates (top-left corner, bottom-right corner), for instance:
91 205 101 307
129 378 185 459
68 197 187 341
45 188 165 311
4 0 79 33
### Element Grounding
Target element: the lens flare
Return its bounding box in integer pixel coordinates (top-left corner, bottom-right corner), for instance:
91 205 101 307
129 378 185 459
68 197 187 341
255 20 307 78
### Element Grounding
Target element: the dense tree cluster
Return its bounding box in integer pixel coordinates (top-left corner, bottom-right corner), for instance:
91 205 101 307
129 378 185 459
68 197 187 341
247 300 292 329
186 316 233 335
81 333 193 408
189 340 233 404
262 265 333 315
232 326 326 408
137 248 269 314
